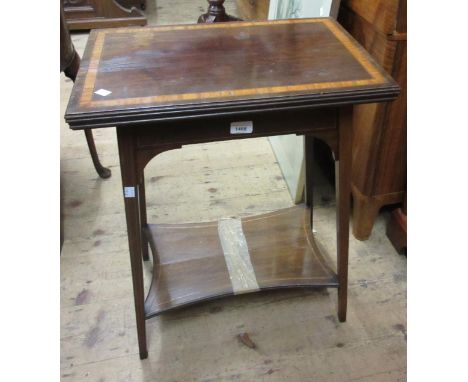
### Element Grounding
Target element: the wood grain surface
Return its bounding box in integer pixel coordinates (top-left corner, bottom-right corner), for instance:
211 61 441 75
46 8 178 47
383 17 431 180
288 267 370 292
65 18 398 128
144 205 338 317
338 0 406 240
342 0 400 35
236 0 269 20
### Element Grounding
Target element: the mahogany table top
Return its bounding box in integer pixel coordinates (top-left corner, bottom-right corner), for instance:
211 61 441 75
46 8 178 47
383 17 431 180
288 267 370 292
65 18 399 129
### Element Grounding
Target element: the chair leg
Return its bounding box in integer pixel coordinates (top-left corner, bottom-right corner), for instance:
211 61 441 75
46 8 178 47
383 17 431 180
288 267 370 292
63 51 80 82
84 129 112 179
63 52 110 180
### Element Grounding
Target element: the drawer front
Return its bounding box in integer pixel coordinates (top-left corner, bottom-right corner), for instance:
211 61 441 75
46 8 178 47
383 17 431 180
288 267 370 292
63 0 99 20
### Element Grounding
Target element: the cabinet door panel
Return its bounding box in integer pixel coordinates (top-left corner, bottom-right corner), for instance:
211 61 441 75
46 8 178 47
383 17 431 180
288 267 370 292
63 0 99 20
344 0 399 35
62 0 147 30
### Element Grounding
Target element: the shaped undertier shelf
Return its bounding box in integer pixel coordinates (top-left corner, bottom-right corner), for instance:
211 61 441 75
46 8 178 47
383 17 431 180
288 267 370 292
143 205 338 318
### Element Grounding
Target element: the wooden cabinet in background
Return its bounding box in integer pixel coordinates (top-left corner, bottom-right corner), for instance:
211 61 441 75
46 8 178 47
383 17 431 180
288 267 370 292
63 0 147 30
386 193 407 253
338 0 407 240
117 0 146 10
236 0 407 241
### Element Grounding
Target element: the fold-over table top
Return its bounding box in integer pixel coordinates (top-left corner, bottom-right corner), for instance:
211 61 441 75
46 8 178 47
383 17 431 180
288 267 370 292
65 18 399 129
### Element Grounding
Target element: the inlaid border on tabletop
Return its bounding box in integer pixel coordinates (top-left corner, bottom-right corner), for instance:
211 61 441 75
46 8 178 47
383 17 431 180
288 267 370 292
66 18 399 128
80 18 385 108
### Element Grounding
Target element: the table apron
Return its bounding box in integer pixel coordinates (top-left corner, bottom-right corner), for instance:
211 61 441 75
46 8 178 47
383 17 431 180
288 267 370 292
133 108 338 150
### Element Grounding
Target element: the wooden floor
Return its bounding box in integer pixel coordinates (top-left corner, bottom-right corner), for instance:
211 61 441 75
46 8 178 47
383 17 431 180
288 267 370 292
60 1 407 381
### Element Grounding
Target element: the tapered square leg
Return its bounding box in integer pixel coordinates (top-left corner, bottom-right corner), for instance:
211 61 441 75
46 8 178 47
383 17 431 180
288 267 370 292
336 106 353 322
117 126 148 359
138 173 150 261
304 135 315 229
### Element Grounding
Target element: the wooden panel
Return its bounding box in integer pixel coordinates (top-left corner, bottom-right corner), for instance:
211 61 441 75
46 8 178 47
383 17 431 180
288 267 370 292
350 103 385 193
134 109 337 149
341 0 400 35
144 205 338 317
90 23 370 102
386 202 407 253
65 18 398 129
374 41 406 194
341 4 406 193
116 0 146 10
339 7 397 72
339 6 399 193
63 0 147 30
396 0 407 33
236 0 269 20
63 0 99 20
338 0 406 240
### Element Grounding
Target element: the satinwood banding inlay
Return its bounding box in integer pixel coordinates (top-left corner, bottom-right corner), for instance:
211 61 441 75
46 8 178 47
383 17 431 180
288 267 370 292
77 18 387 109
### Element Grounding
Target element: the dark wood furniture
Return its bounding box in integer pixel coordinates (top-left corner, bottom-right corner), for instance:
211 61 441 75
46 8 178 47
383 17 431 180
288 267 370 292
386 193 407 253
235 0 342 20
65 18 398 359
233 0 405 240
198 0 241 23
62 0 147 30
117 0 146 10
338 0 407 240
60 2 111 179
235 0 269 20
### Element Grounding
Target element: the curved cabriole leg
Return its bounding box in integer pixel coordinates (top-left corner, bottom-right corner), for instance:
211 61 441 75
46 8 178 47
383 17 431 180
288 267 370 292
84 129 112 179
63 51 111 180
63 51 80 82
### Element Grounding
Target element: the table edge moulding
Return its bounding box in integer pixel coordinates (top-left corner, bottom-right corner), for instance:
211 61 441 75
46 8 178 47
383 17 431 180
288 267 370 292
65 18 398 129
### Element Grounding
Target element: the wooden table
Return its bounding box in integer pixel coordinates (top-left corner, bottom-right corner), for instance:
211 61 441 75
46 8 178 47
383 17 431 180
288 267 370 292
65 18 399 359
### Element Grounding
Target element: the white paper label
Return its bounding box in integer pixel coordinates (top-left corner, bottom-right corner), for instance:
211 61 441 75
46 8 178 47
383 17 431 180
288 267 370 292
230 121 253 134
124 187 136 198
94 88 112 97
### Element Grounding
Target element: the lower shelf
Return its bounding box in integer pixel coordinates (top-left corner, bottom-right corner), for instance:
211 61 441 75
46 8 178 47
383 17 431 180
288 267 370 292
143 205 338 318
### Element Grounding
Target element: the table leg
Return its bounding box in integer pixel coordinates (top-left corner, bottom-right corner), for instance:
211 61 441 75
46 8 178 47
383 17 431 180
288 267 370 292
116 126 148 359
139 172 149 261
336 106 353 322
84 129 112 179
198 0 241 23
